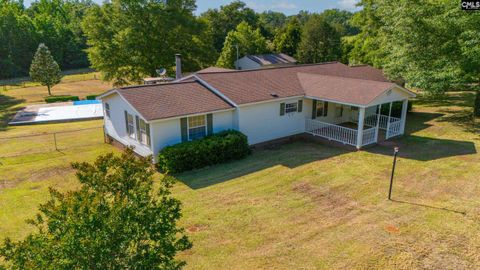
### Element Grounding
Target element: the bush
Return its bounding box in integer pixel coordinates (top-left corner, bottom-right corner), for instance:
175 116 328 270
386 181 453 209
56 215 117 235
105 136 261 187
44 95 79 103
86 95 97 100
157 130 250 173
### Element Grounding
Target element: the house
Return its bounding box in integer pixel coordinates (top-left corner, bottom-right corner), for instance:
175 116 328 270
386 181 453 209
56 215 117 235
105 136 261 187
235 53 297 70
98 60 415 161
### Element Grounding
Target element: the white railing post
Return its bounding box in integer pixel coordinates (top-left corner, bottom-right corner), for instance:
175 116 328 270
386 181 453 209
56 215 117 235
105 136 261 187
374 104 382 142
356 107 365 149
400 99 408 135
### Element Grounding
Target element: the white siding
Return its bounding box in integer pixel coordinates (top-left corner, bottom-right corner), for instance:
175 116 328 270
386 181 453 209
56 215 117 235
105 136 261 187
369 87 412 106
238 98 307 145
149 110 234 160
102 94 153 157
235 57 261 70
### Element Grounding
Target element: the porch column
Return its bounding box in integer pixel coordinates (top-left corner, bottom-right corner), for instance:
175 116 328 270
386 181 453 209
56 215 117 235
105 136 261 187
374 104 382 142
386 102 393 137
356 107 366 149
400 99 408 134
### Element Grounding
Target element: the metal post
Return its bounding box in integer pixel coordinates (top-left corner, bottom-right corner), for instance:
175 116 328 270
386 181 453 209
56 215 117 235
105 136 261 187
53 133 58 151
388 147 399 200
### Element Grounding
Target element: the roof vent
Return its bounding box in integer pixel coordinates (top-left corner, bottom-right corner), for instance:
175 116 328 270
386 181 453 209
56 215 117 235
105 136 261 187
270 92 279 98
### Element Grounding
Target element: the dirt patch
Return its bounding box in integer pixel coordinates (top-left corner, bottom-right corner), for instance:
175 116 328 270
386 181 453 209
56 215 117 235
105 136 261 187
0 165 74 190
385 224 400 234
187 224 209 233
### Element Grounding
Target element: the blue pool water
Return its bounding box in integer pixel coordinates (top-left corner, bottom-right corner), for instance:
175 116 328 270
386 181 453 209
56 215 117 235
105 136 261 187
73 100 101 105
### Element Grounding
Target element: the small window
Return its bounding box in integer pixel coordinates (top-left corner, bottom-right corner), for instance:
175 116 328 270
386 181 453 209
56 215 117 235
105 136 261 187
335 105 344 118
105 103 110 117
285 102 298 113
139 118 148 145
188 115 206 141
127 113 135 139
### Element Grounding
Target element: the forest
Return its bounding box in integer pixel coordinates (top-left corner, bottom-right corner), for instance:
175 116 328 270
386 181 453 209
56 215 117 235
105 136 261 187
1 0 479 96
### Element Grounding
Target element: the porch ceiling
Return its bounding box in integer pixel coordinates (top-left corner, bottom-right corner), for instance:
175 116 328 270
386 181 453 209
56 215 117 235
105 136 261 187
298 73 413 107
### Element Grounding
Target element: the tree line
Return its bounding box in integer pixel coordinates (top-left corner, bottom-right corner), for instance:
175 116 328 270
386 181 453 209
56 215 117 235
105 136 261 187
0 0 92 80
2 0 479 100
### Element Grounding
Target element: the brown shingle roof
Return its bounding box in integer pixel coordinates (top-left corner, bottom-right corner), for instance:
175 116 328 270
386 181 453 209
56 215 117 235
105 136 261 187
116 81 233 121
298 73 396 106
197 62 391 105
197 67 235 73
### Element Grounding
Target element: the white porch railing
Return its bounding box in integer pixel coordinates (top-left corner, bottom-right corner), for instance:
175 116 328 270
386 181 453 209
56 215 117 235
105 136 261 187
365 114 401 130
362 127 376 146
386 119 402 139
305 119 358 146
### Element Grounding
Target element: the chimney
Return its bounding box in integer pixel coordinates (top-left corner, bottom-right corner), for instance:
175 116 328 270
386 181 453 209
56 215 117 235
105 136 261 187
175 54 182 80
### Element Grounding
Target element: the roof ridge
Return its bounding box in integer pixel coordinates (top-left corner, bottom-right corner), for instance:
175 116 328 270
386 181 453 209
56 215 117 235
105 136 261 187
297 72 393 84
117 80 199 90
198 61 343 75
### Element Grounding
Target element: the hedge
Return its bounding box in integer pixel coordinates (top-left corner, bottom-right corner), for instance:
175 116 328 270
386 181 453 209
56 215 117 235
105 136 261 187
157 130 250 173
44 95 80 103
86 95 97 100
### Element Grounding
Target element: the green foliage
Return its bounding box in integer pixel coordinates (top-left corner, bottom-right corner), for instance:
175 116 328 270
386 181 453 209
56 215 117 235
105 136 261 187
85 94 97 100
82 0 209 86
0 0 92 80
297 14 341 64
200 1 259 52
273 17 302 57
0 149 192 269
216 22 269 69
258 11 287 39
29 43 62 96
157 130 250 174
44 95 79 103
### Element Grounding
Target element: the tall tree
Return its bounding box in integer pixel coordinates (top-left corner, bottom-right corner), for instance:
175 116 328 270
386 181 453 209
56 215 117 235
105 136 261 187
0 149 192 269
297 14 341 64
82 0 202 85
29 43 62 96
0 1 38 79
216 21 269 69
258 10 287 40
200 1 258 52
273 17 302 57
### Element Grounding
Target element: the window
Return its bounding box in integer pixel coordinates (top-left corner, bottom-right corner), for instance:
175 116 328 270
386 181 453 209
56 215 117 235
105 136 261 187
105 103 110 118
188 115 206 140
316 101 328 117
285 102 298 113
126 113 135 138
335 105 344 118
139 118 148 145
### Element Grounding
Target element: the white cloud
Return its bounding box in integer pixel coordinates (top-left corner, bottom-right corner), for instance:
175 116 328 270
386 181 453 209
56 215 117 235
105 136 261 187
338 0 360 11
246 1 298 12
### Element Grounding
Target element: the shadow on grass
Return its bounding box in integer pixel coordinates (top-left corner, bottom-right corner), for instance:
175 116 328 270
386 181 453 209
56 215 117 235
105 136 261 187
390 199 466 215
369 135 476 161
413 91 475 108
175 142 350 189
0 93 24 131
404 111 444 135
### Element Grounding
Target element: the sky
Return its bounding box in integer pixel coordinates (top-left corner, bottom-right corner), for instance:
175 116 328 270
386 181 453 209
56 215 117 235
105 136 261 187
23 0 360 15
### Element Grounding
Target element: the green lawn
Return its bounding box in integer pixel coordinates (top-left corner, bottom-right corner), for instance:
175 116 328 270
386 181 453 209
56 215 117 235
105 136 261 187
1 91 480 269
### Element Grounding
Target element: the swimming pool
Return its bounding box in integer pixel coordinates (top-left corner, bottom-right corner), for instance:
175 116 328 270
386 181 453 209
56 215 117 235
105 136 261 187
73 100 101 105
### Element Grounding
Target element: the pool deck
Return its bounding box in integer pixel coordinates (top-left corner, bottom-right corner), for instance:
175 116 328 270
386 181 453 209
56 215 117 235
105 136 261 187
9 102 103 125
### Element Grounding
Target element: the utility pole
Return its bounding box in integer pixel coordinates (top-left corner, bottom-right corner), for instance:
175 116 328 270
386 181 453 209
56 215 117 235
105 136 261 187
388 147 399 200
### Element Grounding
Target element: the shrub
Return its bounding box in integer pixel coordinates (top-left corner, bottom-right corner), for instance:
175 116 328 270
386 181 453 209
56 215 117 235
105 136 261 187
44 95 79 103
86 95 97 100
157 130 250 173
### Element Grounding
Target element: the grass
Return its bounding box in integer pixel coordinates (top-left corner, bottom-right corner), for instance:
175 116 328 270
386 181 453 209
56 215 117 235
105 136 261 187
0 90 480 268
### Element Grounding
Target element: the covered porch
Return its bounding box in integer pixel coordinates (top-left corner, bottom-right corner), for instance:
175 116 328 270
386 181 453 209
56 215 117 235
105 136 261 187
305 99 410 149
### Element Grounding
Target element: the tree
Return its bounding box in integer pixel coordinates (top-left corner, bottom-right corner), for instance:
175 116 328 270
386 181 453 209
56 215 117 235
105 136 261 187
200 1 258 52
297 14 341 64
29 43 62 96
82 0 204 86
258 11 287 39
0 149 192 269
273 17 302 57
216 21 269 69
